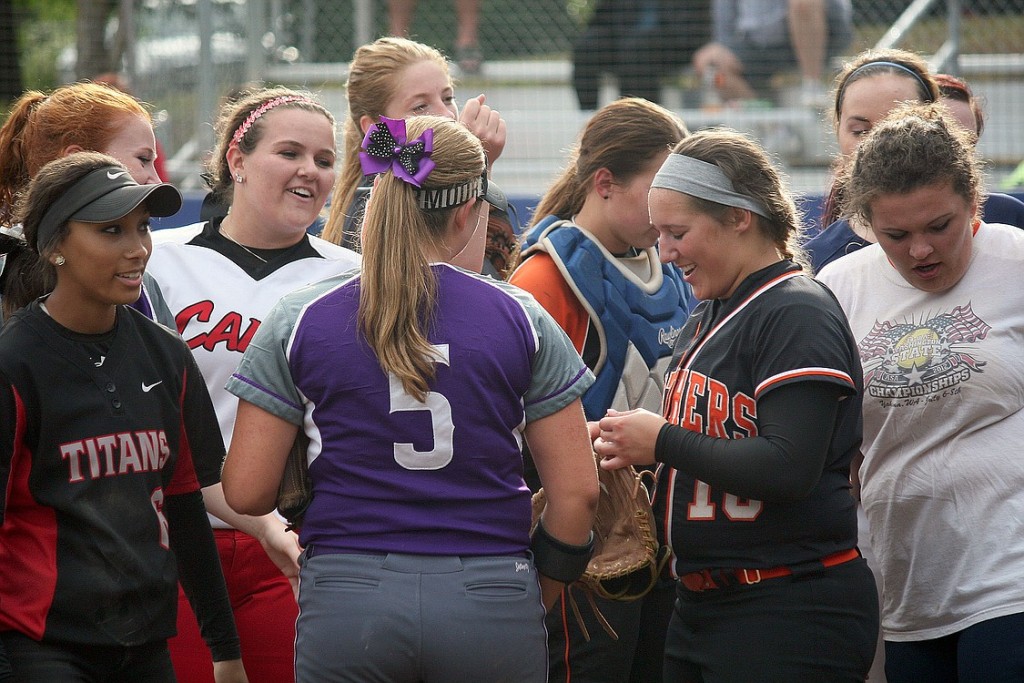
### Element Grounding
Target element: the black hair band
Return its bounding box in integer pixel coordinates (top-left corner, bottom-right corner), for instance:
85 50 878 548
835 60 935 119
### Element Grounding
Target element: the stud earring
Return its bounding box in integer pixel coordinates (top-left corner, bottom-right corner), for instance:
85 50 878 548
235 173 244 184
54 255 66 266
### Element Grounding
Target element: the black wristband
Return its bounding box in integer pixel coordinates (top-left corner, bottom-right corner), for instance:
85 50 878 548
530 518 595 583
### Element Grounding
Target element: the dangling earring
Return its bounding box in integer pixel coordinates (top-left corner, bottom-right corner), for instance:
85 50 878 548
53 255 66 266
235 173 244 184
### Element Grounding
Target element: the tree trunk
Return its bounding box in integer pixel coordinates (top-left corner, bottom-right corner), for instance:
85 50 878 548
76 0 118 79
0 0 22 102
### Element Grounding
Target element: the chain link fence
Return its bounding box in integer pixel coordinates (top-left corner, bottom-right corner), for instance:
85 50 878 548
4 0 1024 207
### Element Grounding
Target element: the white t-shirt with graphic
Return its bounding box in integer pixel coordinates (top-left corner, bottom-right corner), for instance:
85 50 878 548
818 222 1024 641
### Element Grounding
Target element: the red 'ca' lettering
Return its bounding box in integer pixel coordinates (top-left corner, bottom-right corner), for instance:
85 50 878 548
177 300 261 352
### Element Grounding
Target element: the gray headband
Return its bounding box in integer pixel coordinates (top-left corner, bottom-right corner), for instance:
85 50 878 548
37 166 181 251
651 154 770 219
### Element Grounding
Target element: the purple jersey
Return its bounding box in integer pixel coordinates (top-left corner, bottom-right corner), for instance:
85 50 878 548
228 264 593 557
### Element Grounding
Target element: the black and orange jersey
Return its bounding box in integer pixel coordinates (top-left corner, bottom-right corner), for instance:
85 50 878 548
655 260 863 576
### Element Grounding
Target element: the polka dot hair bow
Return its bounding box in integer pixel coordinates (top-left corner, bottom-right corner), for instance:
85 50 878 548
359 116 435 188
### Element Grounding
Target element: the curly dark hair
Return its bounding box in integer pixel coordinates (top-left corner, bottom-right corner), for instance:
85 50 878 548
841 102 982 225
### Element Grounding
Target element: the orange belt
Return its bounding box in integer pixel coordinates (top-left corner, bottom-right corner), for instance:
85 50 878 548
680 547 861 592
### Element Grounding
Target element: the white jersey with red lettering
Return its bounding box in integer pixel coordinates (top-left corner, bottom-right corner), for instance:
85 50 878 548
147 219 359 522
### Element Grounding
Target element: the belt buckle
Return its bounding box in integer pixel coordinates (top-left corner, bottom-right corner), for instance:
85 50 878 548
740 568 762 585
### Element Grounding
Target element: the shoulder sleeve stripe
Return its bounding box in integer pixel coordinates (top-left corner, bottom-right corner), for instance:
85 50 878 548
523 364 590 408
755 367 855 398
229 373 304 413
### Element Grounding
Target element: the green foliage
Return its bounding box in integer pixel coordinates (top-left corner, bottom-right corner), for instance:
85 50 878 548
13 0 75 22
12 0 76 90
566 0 594 25
17 19 75 90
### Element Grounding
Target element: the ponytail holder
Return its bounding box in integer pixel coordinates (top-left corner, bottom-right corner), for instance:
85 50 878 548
359 116 435 188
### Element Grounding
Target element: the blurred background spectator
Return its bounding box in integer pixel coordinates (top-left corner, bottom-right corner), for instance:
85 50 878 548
693 0 854 107
387 0 484 73
572 0 710 111
6 0 1024 224
935 72 985 135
